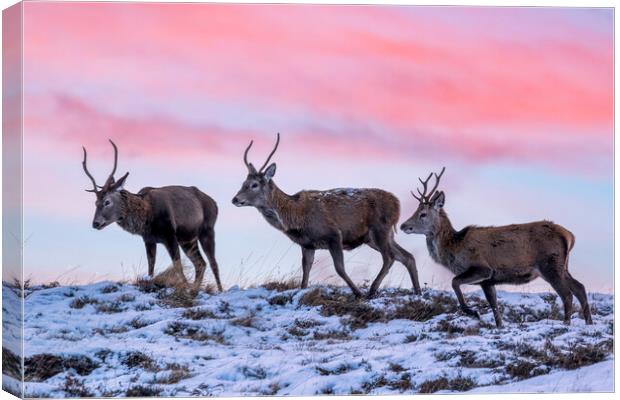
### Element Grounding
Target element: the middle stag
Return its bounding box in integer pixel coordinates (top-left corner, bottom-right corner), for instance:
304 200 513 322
232 133 420 298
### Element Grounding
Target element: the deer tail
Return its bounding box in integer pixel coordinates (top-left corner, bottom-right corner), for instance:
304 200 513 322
561 227 575 252
557 225 575 271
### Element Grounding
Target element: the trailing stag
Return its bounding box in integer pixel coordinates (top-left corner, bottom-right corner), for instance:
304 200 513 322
400 167 592 327
82 140 223 292
232 133 420 297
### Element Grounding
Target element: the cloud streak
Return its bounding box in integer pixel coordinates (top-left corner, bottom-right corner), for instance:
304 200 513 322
21 3 612 175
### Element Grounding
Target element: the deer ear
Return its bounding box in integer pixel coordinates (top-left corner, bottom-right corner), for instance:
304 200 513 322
248 163 257 174
264 163 276 181
431 191 445 209
111 172 129 191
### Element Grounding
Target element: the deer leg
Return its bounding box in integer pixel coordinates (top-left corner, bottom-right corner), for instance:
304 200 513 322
199 228 223 292
181 240 206 291
566 272 593 325
540 271 574 325
162 237 188 286
144 240 156 277
390 241 421 295
452 266 493 320
328 238 362 298
301 247 315 289
481 283 503 328
367 231 395 298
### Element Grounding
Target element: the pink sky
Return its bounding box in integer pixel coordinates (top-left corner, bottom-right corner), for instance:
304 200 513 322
12 3 614 291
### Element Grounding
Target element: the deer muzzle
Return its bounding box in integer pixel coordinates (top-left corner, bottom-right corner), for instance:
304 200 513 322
232 196 248 207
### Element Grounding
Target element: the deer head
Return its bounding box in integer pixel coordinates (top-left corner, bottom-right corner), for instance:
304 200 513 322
232 133 280 208
400 167 446 235
82 139 129 230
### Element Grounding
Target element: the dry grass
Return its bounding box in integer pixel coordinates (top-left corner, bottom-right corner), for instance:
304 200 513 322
261 382 281 395
129 317 152 329
125 385 163 397
135 277 161 293
268 293 293 306
312 329 352 341
500 338 612 379
182 307 219 320
418 375 475 393
240 365 267 380
100 284 119 294
298 288 458 329
62 374 93 397
316 363 353 376
231 313 258 329
121 351 159 372
69 296 99 309
24 354 99 382
163 321 228 344
261 278 299 292
360 373 413 393
505 360 546 379
117 293 135 302
456 350 505 369
2 347 21 380
203 283 220 295
504 294 564 324
95 301 126 314
152 364 191 384
152 265 189 288
157 286 197 309
135 265 191 295
92 325 130 336
294 318 323 329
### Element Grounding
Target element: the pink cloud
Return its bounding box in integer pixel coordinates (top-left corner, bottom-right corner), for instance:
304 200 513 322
19 3 612 176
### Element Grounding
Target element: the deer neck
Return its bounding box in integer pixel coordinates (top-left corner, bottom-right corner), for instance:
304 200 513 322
117 190 152 235
258 183 301 231
426 211 457 266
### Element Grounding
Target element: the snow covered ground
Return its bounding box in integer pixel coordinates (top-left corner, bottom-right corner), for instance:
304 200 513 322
467 359 613 393
2 280 614 397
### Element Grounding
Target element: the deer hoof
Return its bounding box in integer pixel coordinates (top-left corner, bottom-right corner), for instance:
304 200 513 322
461 307 480 320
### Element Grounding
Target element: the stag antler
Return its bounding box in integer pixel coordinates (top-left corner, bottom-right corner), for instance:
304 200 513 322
82 139 122 193
99 139 120 190
108 139 118 180
82 147 99 193
243 140 254 171
412 167 446 203
258 133 280 172
242 133 280 174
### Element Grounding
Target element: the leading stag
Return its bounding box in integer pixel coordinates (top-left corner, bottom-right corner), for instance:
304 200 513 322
82 140 223 292
232 133 420 297
400 167 592 327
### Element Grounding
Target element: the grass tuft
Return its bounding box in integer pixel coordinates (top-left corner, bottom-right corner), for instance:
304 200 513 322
261 279 299 292
126 385 163 397
418 375 475 393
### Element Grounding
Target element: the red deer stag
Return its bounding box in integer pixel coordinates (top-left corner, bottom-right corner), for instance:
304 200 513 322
82 140 223 292
400 167 592 327
232 133 420 297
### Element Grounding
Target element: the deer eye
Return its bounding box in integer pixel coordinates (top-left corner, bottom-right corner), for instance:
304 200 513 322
419 213 427 219
104 200 111 207
250 183 259 190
